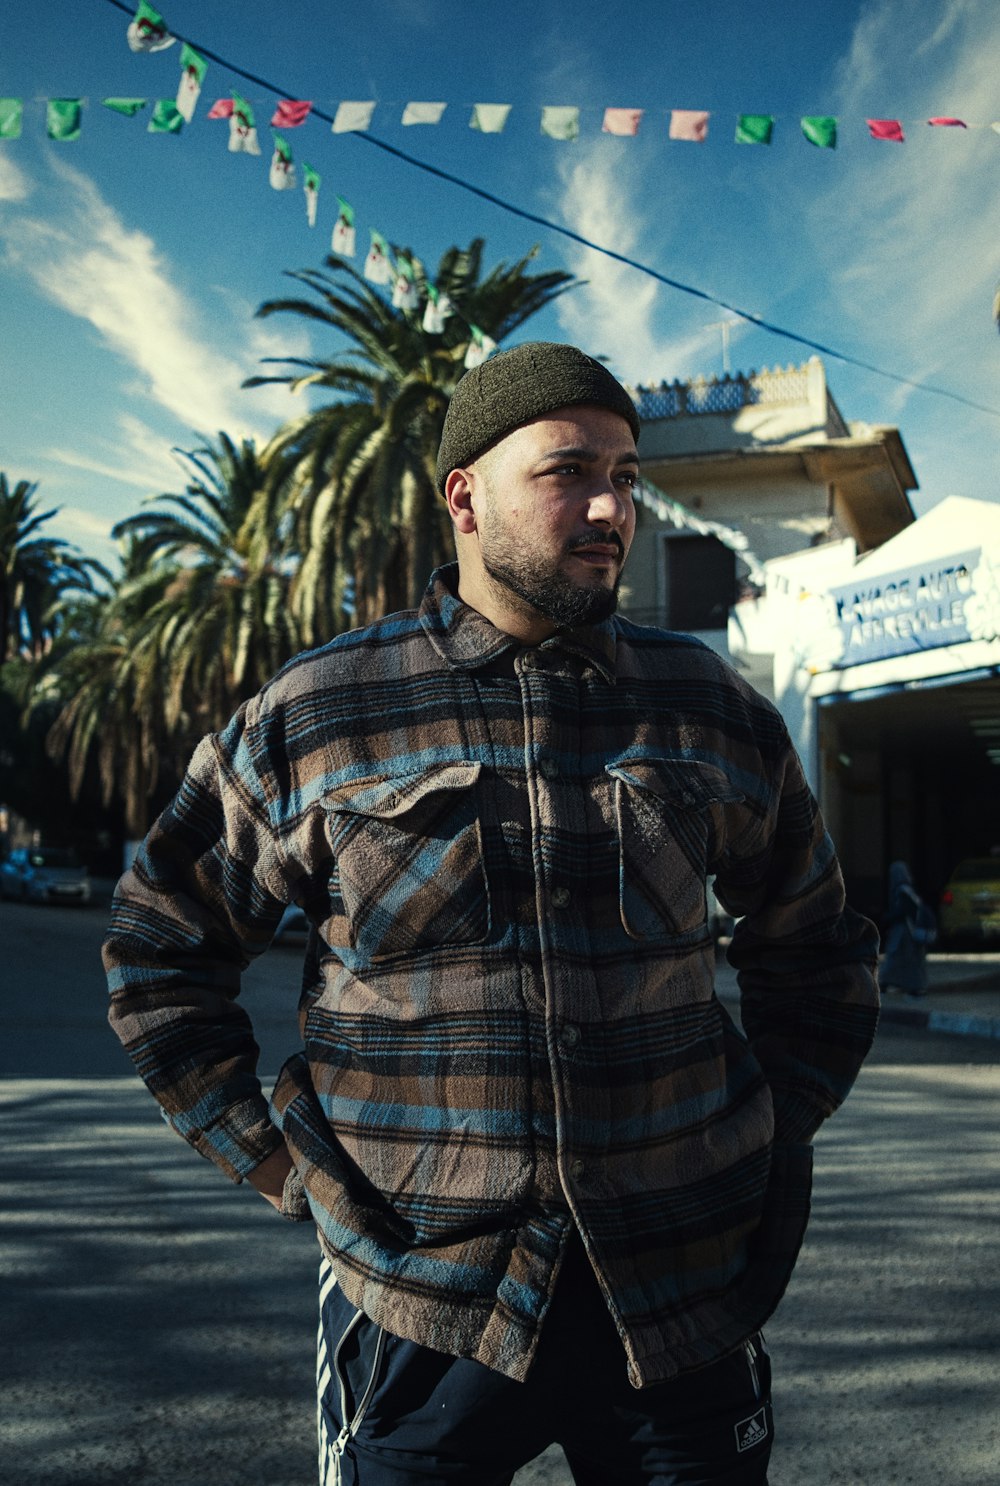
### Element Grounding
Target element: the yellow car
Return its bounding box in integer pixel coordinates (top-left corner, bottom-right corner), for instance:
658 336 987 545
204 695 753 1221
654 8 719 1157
938 857 1000 947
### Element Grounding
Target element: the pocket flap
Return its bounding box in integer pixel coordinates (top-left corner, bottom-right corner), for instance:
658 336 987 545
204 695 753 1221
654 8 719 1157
606 758 744 809
325 761 482 820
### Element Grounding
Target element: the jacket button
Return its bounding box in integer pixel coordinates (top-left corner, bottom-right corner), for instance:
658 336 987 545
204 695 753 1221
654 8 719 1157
540 758 559 779
560 1023 581 1049
569 1159 586 1180
551 886 571 908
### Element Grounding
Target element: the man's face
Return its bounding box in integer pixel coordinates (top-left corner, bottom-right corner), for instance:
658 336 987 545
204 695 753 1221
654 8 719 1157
466 405 639 634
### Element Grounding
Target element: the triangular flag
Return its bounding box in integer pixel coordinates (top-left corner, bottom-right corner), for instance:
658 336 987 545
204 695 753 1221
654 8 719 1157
126 1 175 52
207 98 234 120
47 100 82 142
0 99 24 138
332 197 356 257
470 103 511 133
464 326 497 368
229 93 261 154
364 229 393 286
176 43 207 123
669 110 710 142
269 132 296 189
332 101 375 133
102 97 148 117
541 106 580 141
928 117 966 128
392 254 420 310
422 285 454 334
867 118 905 142
401 101 446 126
272 99 313 128
303 164 320 226
735 114 774 145
602 108 642 137
148 99 184 134
801 116 837 148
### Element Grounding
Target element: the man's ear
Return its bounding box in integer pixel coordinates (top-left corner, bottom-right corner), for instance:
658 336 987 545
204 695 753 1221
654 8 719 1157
445 467 478 533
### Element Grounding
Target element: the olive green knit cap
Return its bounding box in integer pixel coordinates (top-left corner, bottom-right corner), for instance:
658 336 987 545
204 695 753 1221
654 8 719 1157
435 341 640 495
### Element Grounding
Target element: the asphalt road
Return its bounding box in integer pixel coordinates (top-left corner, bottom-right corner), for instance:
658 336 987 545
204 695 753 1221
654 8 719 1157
2 896 999 1485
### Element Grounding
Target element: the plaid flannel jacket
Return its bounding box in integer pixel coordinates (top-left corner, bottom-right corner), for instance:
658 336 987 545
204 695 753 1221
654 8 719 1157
105 565 879 1386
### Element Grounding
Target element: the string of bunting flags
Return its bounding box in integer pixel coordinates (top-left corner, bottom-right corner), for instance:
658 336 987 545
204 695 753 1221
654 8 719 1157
5 0 999 411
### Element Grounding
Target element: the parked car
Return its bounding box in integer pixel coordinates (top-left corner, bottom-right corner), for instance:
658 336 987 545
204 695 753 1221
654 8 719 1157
938 855 1000 947
0 846 92 905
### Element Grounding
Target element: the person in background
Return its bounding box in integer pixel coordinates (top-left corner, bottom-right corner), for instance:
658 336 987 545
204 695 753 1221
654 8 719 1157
880 859 934 997
104 342 880 1486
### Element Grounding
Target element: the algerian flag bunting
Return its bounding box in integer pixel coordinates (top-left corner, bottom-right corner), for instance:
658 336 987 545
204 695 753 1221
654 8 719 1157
269 132 296 189
735 114 774 145
469 103 511 133
392 254 420 311
176 43 207 123
332 197 356 256
364 230 393 286
47 100 83 141
422 285 454 334
464 325 498 368
102 98 148 117
303 164 320 226
148 99 184 134
0 99 24 138
801 116 837 148
540 106 580 141
127 1 175 53
229 93 261 154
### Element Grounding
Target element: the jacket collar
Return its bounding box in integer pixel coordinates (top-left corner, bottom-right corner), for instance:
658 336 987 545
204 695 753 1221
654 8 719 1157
419 564 617 682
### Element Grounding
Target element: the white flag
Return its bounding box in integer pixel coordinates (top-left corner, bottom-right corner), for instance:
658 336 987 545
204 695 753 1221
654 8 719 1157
332 101 376 134
401 101 446 126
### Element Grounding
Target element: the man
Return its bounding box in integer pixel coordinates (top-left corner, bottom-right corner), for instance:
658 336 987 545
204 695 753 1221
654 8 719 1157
105 342 880 1485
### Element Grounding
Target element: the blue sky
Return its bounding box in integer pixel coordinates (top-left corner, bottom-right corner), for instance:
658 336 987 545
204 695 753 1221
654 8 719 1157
0 0 997 569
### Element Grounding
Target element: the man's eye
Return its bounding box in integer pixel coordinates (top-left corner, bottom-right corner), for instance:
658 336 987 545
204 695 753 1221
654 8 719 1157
617 471 638 488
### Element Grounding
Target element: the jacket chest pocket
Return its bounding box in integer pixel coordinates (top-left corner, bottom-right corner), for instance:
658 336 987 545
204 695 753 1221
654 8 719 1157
324 762 491 961
607 759 744 941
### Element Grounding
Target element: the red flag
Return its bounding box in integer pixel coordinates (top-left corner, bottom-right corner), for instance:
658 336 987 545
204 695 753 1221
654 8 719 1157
271 99 312 128
206 97 234 119
669 110 710 142
928 117 967 128
867 118 905 142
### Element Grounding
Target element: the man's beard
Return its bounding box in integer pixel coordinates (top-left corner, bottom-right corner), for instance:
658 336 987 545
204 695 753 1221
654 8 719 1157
481 530 624 629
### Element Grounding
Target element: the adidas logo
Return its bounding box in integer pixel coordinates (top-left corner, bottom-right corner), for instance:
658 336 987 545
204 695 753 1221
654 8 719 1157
735 1407 769 1453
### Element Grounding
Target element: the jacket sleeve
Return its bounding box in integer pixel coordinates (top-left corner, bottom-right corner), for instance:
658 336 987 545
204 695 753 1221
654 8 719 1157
714 738 880 1145
103 697 298 1182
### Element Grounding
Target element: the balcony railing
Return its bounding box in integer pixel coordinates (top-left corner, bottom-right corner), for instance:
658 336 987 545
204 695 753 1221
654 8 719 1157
629 365 813 421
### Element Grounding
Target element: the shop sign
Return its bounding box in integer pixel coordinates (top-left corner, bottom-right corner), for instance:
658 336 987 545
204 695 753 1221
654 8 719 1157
828 549 982 666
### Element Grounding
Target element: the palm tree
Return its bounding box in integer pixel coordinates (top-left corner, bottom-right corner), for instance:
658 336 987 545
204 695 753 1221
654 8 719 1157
0 473 106 670
111 432 302 738
244 239 575 643
38 552 179 841
39 435 302 842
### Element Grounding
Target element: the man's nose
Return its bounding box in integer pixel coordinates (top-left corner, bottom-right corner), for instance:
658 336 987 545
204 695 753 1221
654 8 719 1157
587 484 630 526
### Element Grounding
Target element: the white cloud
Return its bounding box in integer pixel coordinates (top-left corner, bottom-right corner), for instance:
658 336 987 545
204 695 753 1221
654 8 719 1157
820 0 1000 394
552 144 727 384
0 153 30 202
0 155 298 442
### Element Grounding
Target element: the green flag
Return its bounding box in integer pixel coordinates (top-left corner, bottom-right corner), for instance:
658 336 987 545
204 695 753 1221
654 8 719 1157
47 99 83 142
102 98 148 117
735 114 774 145
0 99 23 139
148 99 184 134
801 116 837 149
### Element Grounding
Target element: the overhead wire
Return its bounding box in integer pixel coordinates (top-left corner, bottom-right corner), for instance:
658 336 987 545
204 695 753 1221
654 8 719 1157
97 0 1000 419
